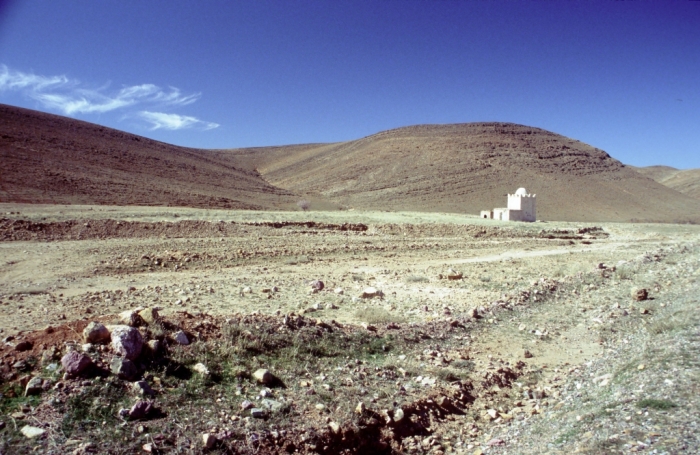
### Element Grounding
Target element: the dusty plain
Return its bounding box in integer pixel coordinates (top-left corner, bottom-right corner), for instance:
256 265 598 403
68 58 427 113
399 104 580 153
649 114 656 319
1 203 699 454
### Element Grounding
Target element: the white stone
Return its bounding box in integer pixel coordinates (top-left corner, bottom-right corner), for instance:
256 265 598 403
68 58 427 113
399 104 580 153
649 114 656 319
110 325 144 360
193 363 209 375
328 421 340 434
21 425 46 438
253 369 274 385
202 433 217 449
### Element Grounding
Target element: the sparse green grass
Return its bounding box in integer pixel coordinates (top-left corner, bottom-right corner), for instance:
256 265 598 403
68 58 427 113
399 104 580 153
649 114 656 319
59 379 130 439
354 307 406 325
435 367 468 382
405 275 430 283
635 398 678 410
284 255 310 265
614 265 633 281
0 384 41 414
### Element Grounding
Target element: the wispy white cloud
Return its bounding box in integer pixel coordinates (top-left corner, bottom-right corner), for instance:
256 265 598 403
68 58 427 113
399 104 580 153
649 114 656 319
0 65 69 91
138 111 220 131
0 64 217 130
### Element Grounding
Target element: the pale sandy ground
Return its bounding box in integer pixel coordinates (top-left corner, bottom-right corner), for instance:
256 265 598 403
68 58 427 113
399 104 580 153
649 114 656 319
2 204 699 453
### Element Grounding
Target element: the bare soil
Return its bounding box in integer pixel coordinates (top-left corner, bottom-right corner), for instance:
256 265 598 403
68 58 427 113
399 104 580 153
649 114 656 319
1 204 698 454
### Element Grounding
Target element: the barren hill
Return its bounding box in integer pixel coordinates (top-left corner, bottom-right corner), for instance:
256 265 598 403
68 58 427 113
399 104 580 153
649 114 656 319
632 165 700 200
0 104 297 209
251 123 700 222
2 104 699 222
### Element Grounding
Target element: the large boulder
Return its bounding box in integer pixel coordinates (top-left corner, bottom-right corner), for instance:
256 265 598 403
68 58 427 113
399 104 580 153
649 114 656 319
111 357 139 381
110 325 144 360
83 322 110 344
61 351 93 377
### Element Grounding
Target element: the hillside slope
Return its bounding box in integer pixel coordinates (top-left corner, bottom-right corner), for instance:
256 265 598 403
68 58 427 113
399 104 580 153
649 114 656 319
252 123 700 222
2 104 699 222
632 165 700 200
0 104 297 209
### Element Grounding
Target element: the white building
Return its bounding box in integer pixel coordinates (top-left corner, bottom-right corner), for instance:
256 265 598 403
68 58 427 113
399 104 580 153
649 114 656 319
481 188 536 222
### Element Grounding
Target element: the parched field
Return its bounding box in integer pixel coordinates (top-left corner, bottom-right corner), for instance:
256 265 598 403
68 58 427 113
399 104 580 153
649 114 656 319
1 204 698 454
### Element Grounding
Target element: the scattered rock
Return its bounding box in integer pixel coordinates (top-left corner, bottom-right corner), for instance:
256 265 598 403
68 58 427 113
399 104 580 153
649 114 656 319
24 377 44 396
446 268 463 280
20 425 46 438
524 350 533 358
111 357 139 381
172 330 190 345
253 368 275 385
259 388 273 397
132 381 155 396
203 433 217 449
315 403 326 411
193 363 210 376
250 408 265 418
309 280 324 291
126 400 154 420
394 407 405 423
240 400 255 410
14 340 33 352
83 322 110 344
334 288 344 295
261 398 284 412
328 421 341 434
361 322 378 332
145 339 162 356
110 325 144 360
118 309 144 326
631 288 649 301
360 287 383 299
61 351 94 377
138 308 160 325
355 402 366 414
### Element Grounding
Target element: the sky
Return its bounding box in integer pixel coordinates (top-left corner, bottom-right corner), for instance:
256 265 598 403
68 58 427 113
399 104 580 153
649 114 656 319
0 0 698 168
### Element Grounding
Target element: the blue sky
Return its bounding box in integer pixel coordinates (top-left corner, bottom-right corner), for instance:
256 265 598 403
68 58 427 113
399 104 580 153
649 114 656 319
0 0 698 168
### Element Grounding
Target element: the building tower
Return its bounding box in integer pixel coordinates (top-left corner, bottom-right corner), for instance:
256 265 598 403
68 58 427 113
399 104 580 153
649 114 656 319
506 187 536 221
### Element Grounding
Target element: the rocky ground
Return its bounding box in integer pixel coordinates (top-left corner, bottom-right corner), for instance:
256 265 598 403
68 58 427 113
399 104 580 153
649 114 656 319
0 205 698 454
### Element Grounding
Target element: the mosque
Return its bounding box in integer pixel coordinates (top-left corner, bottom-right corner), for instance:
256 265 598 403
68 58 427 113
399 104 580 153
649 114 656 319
480 188 536 222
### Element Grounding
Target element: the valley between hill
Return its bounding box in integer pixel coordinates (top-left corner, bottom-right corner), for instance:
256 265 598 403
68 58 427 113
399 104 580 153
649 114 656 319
3 103 700 223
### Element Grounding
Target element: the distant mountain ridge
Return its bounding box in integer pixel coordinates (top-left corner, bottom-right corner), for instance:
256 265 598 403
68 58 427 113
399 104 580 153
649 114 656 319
248 123 700 222
2 103 699 223
631 165 700 200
